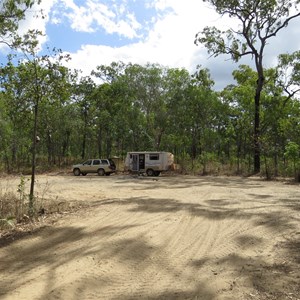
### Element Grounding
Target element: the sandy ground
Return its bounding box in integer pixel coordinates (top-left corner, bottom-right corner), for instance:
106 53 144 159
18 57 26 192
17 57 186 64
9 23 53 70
0 174 300 300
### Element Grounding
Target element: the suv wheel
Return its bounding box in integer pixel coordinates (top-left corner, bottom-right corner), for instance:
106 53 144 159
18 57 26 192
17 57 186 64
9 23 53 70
98 168 105 176
73 168 81 176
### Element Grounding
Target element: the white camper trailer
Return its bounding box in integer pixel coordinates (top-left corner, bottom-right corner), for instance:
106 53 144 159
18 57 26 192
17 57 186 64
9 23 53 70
124 151 174 176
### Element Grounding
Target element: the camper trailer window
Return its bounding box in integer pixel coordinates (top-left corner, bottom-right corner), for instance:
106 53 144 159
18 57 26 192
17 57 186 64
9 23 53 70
149 154 159 160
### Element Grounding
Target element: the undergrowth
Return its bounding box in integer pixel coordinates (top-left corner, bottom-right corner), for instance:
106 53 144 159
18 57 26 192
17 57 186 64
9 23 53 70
0 175 85 232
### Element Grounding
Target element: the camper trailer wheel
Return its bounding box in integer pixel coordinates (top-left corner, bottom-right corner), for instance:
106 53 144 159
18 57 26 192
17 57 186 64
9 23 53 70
146 169 155 176
97 168 105 176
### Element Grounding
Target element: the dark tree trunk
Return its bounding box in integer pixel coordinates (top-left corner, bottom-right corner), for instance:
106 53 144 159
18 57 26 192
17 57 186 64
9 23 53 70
81 132 86 159
81 111 88 159
253 55 265 174
29 102 38 217
254 90 260 173
98 127 102 158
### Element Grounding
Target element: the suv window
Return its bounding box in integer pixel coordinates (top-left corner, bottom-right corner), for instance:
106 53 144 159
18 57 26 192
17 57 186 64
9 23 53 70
93 159 101 165
101 159 108 165
84 160 92 165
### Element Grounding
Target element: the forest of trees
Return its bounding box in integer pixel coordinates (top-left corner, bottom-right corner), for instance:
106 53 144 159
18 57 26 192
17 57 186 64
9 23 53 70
1 0 300 180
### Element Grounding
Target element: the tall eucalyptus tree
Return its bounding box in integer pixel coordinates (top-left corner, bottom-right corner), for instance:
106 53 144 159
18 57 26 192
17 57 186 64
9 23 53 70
195 0 300 173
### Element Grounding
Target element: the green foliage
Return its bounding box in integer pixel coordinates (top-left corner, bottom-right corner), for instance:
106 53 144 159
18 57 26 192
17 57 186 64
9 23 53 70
277 50 300 98
0 0 41 47
1 56 300 179
285 142 300 165
0 48 74 171
196 0 300 173
284 141 300 181
1 0 300 181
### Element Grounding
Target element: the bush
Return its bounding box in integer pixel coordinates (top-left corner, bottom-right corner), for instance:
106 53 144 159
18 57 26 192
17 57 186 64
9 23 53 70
284 142 300 182
0 176 30 229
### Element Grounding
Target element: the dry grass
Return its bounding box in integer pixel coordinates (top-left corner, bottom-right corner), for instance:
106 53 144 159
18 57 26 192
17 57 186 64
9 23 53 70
0 175 87 234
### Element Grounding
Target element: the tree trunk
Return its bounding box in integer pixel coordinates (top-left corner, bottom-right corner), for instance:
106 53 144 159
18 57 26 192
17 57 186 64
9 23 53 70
156 129 164 151
29 102 38 217
253 64 264 174
81 132 86 159
47 130 53 165
106 129 111 158
62 130 70 161
98 127 102 158
254 90 260 173
81 112 88 159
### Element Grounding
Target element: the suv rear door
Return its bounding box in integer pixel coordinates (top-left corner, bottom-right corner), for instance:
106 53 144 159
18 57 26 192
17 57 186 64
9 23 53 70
91 159 101 172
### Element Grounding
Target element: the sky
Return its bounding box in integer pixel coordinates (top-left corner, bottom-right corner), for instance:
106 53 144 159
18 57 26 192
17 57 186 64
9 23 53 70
1 0 300 90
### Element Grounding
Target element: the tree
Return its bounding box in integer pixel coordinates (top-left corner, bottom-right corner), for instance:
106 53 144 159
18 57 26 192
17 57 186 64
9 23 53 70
220 66 256 173
277 50 300 100
195 0 300 173
222 65 287 176
285 141 300 181
72 76 96 159
94 62 170 152
121 63 167 150
1 36 72 216
0 0 41 47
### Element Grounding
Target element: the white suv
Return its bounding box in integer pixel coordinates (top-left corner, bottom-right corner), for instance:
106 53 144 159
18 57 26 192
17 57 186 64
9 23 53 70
72 159 116 176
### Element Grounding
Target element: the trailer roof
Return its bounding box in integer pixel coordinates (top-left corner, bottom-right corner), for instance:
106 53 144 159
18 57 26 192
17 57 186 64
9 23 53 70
127 151 172 154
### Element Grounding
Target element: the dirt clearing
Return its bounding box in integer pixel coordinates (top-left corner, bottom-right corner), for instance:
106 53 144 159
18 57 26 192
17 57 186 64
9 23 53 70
0 174 300 300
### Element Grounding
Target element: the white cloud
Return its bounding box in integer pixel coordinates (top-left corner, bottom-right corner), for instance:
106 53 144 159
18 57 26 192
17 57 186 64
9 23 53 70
55 0 141 38
19 0 56 47
63 0 225 80
8 0 300 91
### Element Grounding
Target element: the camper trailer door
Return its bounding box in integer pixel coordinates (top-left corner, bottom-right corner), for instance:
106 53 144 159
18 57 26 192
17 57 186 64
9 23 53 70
130 153 145 171
131 154 139 171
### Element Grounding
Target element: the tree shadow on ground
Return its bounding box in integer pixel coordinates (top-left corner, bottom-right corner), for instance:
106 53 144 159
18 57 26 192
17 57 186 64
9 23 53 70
98 195 298 232
216 251 300 299
115 175 266 191
1 184 299 299
95 194 300 298
0 222 217 300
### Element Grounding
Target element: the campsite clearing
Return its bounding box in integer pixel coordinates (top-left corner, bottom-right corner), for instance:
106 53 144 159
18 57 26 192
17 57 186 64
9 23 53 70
1 174 299 300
